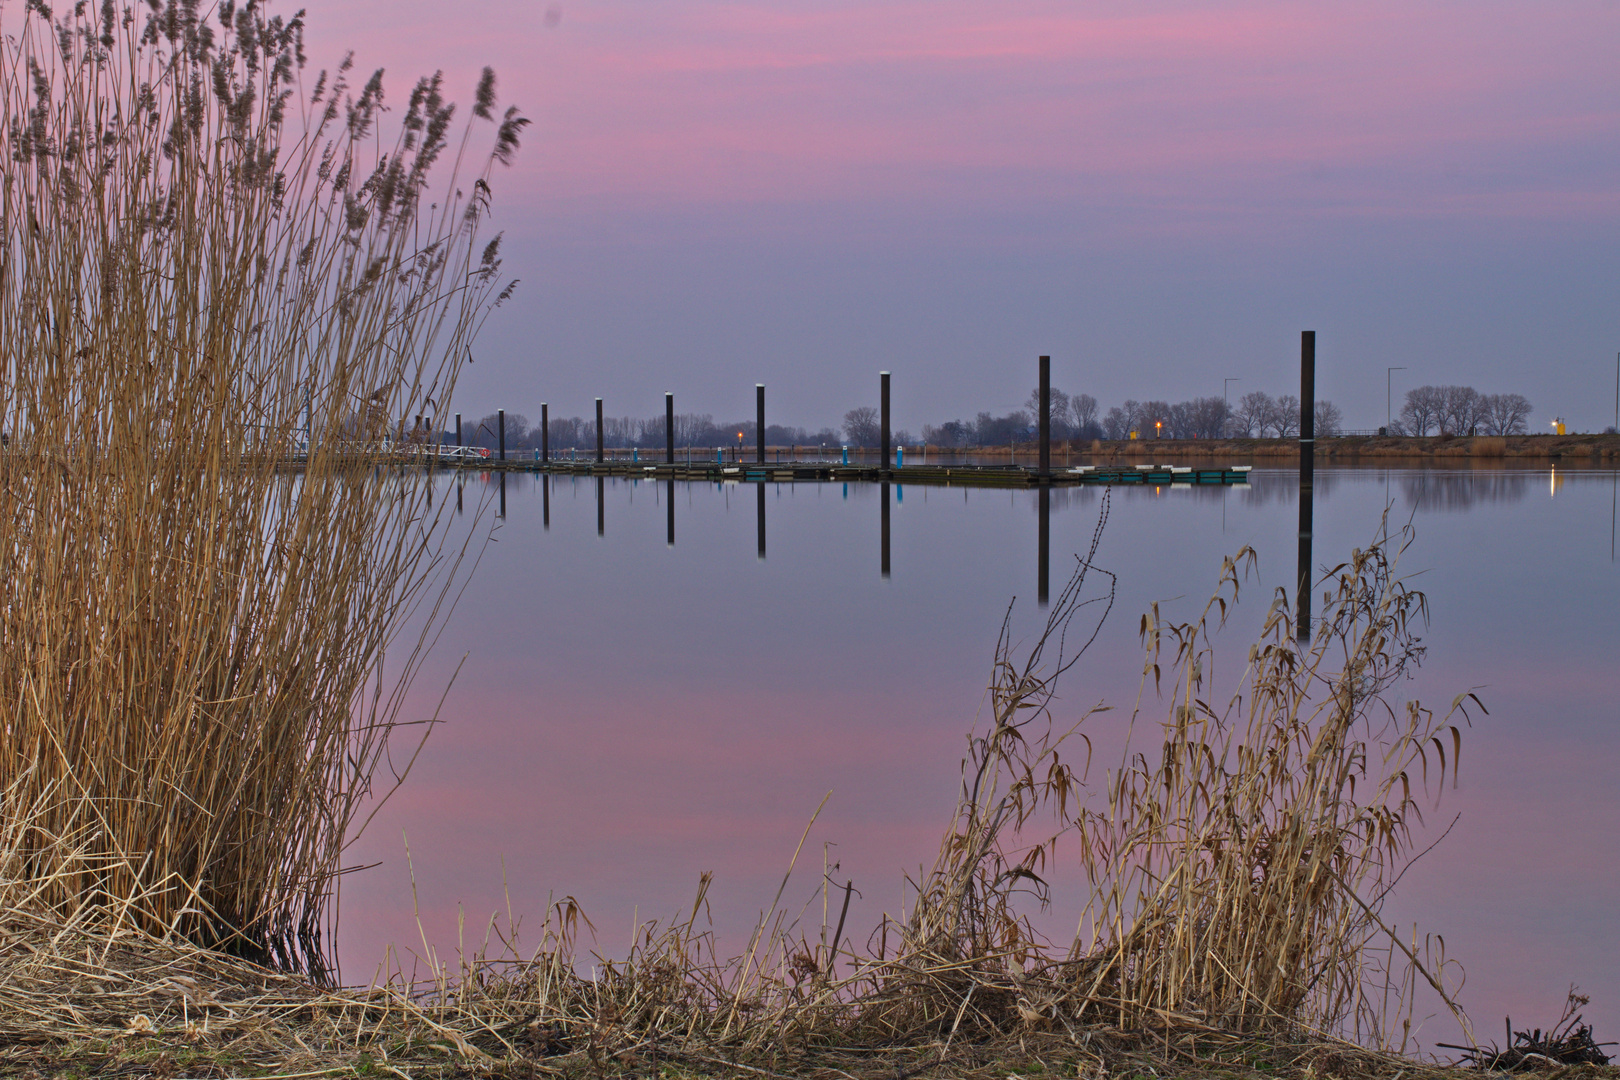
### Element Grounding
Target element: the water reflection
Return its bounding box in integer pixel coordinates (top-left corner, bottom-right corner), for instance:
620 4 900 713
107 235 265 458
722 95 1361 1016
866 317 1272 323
880 482 890 578
757 482 766 560
1038 485 1050 607
347 464 1620 1051
1400 470 1532 511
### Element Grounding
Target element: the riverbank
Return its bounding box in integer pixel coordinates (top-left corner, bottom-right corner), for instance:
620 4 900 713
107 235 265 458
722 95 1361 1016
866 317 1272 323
1071 433 1620 462
0 919 1503 1080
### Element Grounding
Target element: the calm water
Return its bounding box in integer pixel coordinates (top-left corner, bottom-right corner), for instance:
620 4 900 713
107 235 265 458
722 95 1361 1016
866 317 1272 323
341 464 1619 1048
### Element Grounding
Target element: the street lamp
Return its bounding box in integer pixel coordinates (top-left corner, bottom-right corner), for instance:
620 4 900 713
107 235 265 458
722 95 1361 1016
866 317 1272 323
1154 419 1163 439
1386 367 1407 432
736 431 744 461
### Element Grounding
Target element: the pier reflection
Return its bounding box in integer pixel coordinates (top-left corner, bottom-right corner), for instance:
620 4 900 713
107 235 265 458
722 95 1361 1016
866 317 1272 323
1038 485 1050 607
756 482 766 559
880 482 890 578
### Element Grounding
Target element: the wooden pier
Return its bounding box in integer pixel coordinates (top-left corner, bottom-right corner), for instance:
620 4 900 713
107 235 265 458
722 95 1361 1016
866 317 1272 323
455 458 1253 487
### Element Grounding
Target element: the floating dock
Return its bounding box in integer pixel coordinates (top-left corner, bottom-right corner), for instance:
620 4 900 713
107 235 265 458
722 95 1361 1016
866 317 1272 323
453 459 1253 487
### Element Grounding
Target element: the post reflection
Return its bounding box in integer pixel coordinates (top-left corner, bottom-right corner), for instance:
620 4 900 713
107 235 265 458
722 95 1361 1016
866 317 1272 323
880 481 890 579
756 482 766 560
498 472 506 519
596 476 604 537
1038 484 1050 607
667 479 675 547
542 474 550 530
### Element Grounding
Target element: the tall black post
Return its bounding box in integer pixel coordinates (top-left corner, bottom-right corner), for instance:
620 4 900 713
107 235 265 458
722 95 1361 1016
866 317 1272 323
542 474 550 530
881 481 891 578
541 403 549 463
595 398 604 463
756 481 766 559
455 413 462 447
756 384 766 464
1298 331 1315 643
596 475 605 536
498 409 506 461
666 478 675 546
666 392 675 464
1038 486 1050 607
880 370 891 474
1039 355 1051 477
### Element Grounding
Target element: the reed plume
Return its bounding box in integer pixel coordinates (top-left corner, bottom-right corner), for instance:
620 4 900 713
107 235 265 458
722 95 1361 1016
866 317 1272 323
0 0 522 975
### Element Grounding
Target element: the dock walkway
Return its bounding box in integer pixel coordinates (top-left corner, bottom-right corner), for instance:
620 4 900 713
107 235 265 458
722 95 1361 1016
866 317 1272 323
463 459 1253 487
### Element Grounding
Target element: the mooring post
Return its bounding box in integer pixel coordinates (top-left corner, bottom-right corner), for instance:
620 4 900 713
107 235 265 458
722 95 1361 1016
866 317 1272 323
498 409 506 461
881 480 891 578
757 384 766 465
455 413 462 447
595 398 605 463
666 479 675 546
880 371 891 475
756 481 766 559
541 403 549 463
1038 485 1050 607
1298 330 1315 643
1039 355 1051 478
666 393 675 464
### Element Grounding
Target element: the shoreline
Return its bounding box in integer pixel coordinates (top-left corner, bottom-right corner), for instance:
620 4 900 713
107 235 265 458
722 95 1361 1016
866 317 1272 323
983 433 1620 462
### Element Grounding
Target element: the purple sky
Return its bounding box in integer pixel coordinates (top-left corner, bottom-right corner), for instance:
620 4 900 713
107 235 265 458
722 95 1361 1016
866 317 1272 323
311 2 1620 431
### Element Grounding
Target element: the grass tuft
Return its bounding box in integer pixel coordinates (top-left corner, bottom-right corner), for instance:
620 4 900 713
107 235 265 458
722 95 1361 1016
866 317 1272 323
0 0 521 975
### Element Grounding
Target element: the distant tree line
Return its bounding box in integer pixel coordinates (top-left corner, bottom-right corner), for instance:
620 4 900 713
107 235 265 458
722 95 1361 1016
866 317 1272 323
442 382 1536 452
1392 386 1532 436
913 388 1344 448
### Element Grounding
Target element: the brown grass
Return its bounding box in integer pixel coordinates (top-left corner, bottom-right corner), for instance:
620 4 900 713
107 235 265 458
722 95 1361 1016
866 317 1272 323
0 0 523 974
0 499 1504 1076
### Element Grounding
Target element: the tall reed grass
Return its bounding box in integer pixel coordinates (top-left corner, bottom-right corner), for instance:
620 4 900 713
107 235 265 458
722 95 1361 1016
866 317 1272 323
0 0 523 974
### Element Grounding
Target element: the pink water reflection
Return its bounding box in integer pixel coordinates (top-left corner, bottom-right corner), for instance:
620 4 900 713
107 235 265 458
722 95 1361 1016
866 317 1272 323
342 468 1620 1050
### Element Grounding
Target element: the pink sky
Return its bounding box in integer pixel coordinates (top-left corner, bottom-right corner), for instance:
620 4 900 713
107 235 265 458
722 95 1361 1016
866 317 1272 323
288 2 1620 431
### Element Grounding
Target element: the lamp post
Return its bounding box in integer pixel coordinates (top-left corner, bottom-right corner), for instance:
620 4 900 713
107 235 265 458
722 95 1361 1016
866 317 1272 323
1387 367 1406 432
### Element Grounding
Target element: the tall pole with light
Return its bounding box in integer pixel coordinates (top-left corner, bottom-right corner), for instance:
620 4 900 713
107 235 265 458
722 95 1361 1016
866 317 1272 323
1387 366 1406 432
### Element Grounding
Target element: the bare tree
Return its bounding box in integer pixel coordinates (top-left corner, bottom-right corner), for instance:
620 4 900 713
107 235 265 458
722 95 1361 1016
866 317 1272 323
842 406 880 447
1270 394 1301 438
1438 385 1482 434
1400 386 1444 435
1101 406 1129 440
1313 400 1343 437
1026 386 1072 437
1231 390 1273 437
1070 393 1099 435
1479 392 1533 435
1138 400 1173 438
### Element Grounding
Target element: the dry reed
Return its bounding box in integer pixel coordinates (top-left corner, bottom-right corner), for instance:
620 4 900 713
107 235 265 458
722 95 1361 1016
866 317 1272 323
0 501 1498 1075
0 0 523 974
